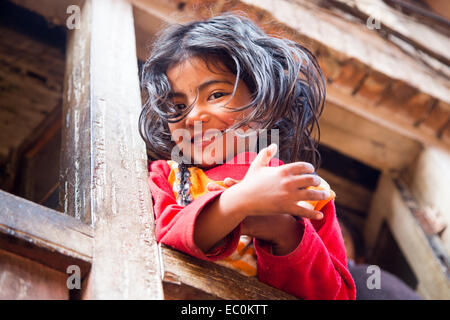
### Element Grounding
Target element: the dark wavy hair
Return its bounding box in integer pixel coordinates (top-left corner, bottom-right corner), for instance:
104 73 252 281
139 13 325 168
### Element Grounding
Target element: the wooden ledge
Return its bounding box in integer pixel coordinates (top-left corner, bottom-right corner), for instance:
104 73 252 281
160 244 296 300
0 189 93 277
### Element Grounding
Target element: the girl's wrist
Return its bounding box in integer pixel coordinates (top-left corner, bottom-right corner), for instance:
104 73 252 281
220 184 251 222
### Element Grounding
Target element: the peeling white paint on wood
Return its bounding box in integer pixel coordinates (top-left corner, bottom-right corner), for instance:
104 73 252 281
60 0 163 299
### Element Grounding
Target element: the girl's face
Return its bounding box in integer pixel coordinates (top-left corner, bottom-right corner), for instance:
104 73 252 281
166 56 254 168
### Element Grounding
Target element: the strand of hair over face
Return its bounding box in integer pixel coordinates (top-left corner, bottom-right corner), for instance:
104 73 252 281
139 13 326 168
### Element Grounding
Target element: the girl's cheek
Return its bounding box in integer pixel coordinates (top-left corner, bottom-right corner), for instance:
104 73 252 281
169 123 189 144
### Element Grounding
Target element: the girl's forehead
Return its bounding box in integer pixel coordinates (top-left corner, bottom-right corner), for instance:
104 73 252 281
166 56 234 85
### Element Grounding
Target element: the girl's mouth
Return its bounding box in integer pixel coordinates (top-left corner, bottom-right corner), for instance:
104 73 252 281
191 129 227 148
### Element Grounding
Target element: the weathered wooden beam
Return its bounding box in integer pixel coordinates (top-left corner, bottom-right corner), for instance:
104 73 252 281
364 173 450 299
326 86 449 152
0 249 69 300
422 0 450 21
59 0 91 223
241 0 450 149
60 0 164 299
401 147 450 255
320 100 422 171
332 0 450 66
0 189 93 278
132 0 193 62
160 245 296 300
242 0 449 104
316 168 372 213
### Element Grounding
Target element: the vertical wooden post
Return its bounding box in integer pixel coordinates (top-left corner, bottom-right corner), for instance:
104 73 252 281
365 173 450 299
60 0 91 223
61 0 163 299
402 147 450 255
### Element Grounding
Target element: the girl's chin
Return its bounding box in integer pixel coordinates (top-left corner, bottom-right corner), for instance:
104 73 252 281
190 144 249 167
191 154 224 167
179 141 245 166
187 144 223 165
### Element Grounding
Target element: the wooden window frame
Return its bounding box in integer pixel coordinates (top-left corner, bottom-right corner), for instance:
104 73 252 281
59 0 293 300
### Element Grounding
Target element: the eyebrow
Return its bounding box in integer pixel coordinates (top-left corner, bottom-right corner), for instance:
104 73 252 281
168 79 234 99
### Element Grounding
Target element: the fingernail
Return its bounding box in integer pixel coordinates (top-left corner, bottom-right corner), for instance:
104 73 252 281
323 191 331 199
268 143 277 154
315 212 323 219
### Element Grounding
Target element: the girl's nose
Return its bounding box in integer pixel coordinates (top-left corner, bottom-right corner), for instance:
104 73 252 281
185 104 211 127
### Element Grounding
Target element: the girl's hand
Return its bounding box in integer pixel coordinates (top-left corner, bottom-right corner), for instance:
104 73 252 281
206 177 239 191
225 144 328 220
207 172 303 255
241 214 302 256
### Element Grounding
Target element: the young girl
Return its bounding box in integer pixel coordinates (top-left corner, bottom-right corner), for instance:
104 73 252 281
140 13 356 300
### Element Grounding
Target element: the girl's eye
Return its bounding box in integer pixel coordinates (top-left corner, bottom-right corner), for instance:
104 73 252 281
175 104 187 111
208 92 228 100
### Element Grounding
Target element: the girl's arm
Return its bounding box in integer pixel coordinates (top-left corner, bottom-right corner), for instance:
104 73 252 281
207 179 355 299
194 144 327 253
254 200 356 300
148 160 242 260
149 159 301 256
149 144 330 259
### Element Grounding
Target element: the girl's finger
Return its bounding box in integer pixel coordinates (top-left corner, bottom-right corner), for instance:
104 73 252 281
250 143 277 169
282 161 315 175
223 177 239 187
297 201 315 211
286 204 323 220
206 182 226 191
294 188 331 202
285 174 321 189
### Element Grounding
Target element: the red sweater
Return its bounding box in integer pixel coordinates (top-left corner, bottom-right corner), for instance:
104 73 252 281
148 152 356 300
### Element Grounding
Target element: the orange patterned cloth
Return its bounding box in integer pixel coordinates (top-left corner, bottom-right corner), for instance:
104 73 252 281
166 160 335 277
